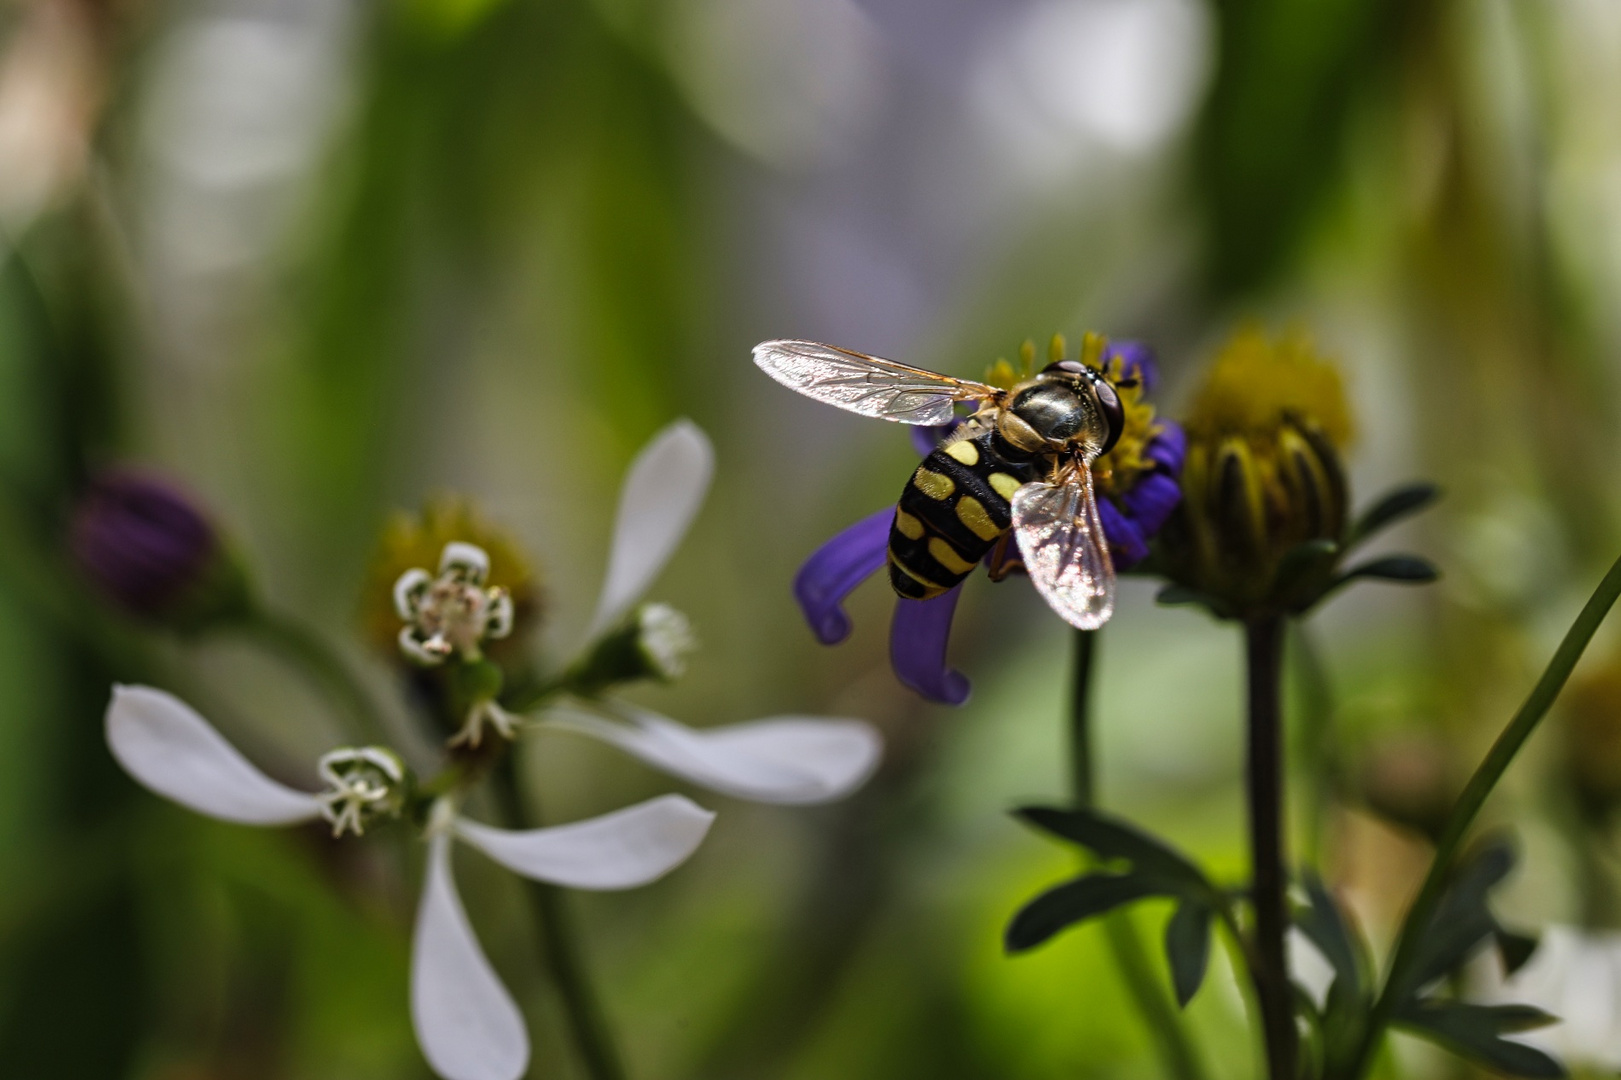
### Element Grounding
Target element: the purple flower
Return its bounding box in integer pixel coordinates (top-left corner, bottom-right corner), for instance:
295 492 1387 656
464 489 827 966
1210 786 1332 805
791 341 1183 705
70 469 247 627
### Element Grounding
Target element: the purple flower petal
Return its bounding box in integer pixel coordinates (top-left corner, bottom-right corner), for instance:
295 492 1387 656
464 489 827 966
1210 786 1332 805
911 425 944 458
794 508 893 645
1105 341 1157 391
890 585 970 705
1120 472 1182 538
1146 421 1186 475
1098 498 1150 568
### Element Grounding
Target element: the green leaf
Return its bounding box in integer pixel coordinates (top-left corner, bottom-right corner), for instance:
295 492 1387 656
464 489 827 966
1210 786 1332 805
1014 806 1214 897
1163 901 1212 1007
1295 875 1366 1002
1005 873 1162 953
1495 929 1540 976
1394 1000 1565 1078
1404 838 1516 996
1350 483 1441 545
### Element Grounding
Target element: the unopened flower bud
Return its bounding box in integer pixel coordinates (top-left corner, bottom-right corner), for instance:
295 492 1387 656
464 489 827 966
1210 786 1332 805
316 746 409 837
70 469 250 630
564 603 698 696
1159 329 1353 616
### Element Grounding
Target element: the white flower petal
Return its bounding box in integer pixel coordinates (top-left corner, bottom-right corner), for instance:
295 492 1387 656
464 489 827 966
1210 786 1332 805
105 685 323 826
454 795 715 889
545 705 882 805
412 834 529 1080
587 419 714 638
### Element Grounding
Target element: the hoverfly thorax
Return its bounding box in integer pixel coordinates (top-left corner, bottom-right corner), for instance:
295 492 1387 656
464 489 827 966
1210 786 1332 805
997 362 1123 459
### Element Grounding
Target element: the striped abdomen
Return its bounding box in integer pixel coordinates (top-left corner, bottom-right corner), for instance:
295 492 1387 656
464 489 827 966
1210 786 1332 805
887 432 1040 599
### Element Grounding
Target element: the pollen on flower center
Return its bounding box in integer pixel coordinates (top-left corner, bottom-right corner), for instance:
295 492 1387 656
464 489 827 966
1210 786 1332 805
317 746 407 838
394 542 515 665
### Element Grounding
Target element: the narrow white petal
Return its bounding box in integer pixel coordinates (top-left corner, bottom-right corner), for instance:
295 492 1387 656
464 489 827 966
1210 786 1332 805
587 420 714 638
454 795 715 889
412 835 529 1080
544 705 882 805
105 685 322 826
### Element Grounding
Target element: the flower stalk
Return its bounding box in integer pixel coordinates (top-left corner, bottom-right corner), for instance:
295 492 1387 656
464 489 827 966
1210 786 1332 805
1341 552 1621 1078
1069 628 1209 1080
492 755 628 1080
1244 615 1295 1080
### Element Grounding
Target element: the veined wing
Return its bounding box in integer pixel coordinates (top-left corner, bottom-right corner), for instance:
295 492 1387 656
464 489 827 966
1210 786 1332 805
1011 465 1116 630
752 339 998 426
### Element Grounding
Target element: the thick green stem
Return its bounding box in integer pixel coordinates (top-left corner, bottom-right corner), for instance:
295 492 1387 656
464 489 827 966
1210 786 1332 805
239 608 390 744
1245 616 1295 1080
1070 628 1209 1080
493 756 628 1080
1344 553 1621 1079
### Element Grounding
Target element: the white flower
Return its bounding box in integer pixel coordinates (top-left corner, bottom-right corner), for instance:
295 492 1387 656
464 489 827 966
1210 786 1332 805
546 419 884 805
1476 923 1621 1068
105 684 714 1080
395 541 515 666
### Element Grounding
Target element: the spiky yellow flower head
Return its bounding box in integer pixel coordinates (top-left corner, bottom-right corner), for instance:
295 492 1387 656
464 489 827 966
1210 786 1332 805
1183 326 1353 449
359 496 541 660
984 332 1166 498
1162 328 1354 616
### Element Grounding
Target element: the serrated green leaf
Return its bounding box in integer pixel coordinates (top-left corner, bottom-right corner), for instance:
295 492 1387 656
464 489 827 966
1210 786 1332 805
1005 873 1162 953
1014 806 1214 898
1163 901 1212 1007
1402 838 1516 997
1349 483 1441 545
1495 929 1540 976
1394 1000 1565 1078
1296 875 1366 1002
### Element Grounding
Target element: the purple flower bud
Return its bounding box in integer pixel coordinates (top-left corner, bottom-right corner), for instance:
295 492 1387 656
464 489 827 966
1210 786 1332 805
71 470 246 626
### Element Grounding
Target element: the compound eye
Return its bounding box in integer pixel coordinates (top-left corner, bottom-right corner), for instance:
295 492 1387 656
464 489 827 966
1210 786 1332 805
1094 378 1125 454
1041 360 1086 375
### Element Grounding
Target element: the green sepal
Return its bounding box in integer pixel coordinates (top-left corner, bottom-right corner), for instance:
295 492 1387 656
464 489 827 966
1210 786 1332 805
1331 555 1439 592
1274 537 1340 608
1163 900 1213 1006
1154 583 1231 620
1349 483 1441 546
1393 1001 1564 1078
1004 873 1161 953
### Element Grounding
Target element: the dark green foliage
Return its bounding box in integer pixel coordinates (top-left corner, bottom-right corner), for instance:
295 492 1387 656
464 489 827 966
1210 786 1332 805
1331 555 1440 590
1392 1001 1563 1078
1162 902 1212 1008
1007 807 1223 1005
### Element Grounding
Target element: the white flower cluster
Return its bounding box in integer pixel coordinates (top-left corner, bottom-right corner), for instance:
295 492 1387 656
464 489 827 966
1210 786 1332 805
104 420 883 1080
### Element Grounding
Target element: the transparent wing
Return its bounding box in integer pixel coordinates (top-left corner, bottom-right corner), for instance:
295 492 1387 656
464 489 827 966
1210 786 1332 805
1011 464 1116 630
752 339 998 426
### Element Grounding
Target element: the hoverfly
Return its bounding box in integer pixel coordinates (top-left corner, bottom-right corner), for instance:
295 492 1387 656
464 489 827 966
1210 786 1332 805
752 336 1127 629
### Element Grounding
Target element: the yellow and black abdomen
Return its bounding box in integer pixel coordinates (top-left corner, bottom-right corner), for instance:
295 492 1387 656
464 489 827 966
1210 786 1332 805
887 433 1039 600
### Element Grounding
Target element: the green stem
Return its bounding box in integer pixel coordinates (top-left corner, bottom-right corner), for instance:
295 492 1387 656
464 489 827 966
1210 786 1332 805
1070 628 1209 1080
238 608 390 744
1345 552 1621 1079
492 756 628 1080
1245 616 1294 1080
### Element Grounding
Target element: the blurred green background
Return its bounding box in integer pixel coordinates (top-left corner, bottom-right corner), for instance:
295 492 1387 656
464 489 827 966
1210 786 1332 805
4 0 1621 1076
